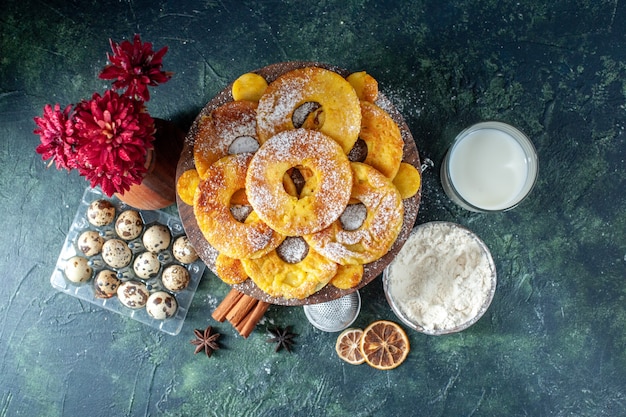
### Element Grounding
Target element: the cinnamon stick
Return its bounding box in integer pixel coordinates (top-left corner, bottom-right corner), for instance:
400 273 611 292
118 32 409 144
226 293 258 326
212 288 244 322
239 301 270 338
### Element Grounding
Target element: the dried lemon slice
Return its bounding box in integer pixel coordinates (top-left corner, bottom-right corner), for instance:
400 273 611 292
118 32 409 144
360 320 410 370
335 328 365 365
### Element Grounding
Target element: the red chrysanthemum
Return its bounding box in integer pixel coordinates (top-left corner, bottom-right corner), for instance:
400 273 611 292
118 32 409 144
73 90 155 196
99 34 172 102
34 104 79 171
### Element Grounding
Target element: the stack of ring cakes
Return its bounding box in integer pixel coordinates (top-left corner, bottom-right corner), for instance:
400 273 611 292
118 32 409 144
176 62 422 305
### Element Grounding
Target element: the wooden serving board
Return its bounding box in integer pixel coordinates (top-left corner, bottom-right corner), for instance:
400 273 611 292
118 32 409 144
176 61 421 306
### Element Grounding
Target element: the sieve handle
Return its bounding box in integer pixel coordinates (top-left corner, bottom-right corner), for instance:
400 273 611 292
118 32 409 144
421 157 434 173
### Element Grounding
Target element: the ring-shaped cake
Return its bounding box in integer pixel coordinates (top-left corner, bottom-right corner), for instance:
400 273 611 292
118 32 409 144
305 162 404 265
194 153 283 260
176 61 422 306
256 66 361 154
245 129 352 236
194 100 258 179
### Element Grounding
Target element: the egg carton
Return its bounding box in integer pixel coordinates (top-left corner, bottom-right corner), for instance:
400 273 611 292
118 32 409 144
50 187 206 336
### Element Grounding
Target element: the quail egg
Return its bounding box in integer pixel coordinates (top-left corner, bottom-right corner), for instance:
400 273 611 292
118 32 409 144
77 230 105 256
64 256 93 283
93 269 121 299
117 281 150 309
101 239 132 269
87 199 116 227
115 210 143 240
146 291 178 320
133 252 161 279
162 264 190 292
172 236 199 264
142 224 171 253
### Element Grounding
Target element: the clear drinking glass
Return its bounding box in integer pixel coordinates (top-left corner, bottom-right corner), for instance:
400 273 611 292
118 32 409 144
441 121 538 212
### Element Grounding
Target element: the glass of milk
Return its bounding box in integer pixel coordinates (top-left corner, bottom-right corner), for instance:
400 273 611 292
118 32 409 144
441 122 538 212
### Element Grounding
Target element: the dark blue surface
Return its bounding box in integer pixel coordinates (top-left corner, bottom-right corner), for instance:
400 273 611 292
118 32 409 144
1 0 625 415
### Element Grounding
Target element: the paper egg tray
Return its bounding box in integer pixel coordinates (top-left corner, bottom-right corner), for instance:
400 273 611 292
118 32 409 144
50 187 206 335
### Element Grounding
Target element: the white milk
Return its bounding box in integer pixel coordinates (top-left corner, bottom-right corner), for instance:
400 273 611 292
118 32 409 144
442 122 538 212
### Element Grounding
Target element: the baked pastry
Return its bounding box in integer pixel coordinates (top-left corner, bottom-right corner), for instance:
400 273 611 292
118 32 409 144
358 101 404 179
346 71 379 102
256 67 361 153
392 162 421 199
181 64 419 303
305 162 404 265
232 72 268 102
329 263 364 289
194 153 283 259
176 168 200 206
215 253 248 285
241 244 337 299
194 100 259 178
245 129 352 236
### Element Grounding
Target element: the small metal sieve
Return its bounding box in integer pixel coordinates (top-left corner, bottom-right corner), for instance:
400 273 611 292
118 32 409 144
303 291 361 332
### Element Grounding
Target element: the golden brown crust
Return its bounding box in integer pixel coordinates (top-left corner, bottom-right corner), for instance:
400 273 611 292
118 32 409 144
215 253 249 284
305 162 404 265
194 100 258 178
256 67 361 153
346 71 379 102
194 153 284 259
232 72 268 102
245 129 352 236
241 245 337 299
176 168 200 206
329 263 364 289
393 162 421 199
358 101 404 179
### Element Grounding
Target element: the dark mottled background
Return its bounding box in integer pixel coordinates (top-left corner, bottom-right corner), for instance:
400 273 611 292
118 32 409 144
1 0 625 416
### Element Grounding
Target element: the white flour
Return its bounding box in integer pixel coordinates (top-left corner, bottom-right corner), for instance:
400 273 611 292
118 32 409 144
386 222 494 332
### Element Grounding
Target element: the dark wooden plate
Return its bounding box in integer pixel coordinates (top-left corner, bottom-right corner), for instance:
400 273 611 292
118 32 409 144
176 61 421 306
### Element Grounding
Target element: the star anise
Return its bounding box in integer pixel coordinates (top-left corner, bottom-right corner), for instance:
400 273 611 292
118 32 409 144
190 325 221 357
266 326 297 353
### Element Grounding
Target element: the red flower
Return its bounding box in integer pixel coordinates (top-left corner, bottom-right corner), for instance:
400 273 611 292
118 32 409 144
34 104 79 171
99 34 172 102
73 90 155 196
35 35 170 197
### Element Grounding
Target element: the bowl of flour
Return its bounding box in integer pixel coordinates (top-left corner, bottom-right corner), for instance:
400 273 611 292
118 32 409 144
383 221 496 335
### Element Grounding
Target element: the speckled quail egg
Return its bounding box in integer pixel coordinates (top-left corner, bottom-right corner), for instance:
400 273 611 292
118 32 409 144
133 251 161 279
115 210 144 240
87 199 116 227
77 230 105 256
64 256 93 283
162 264 190 292
101 239 133 269
146 291 178 320
142 224 171 253
117 281 150 309
172 236 199 264
93 269 121 299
